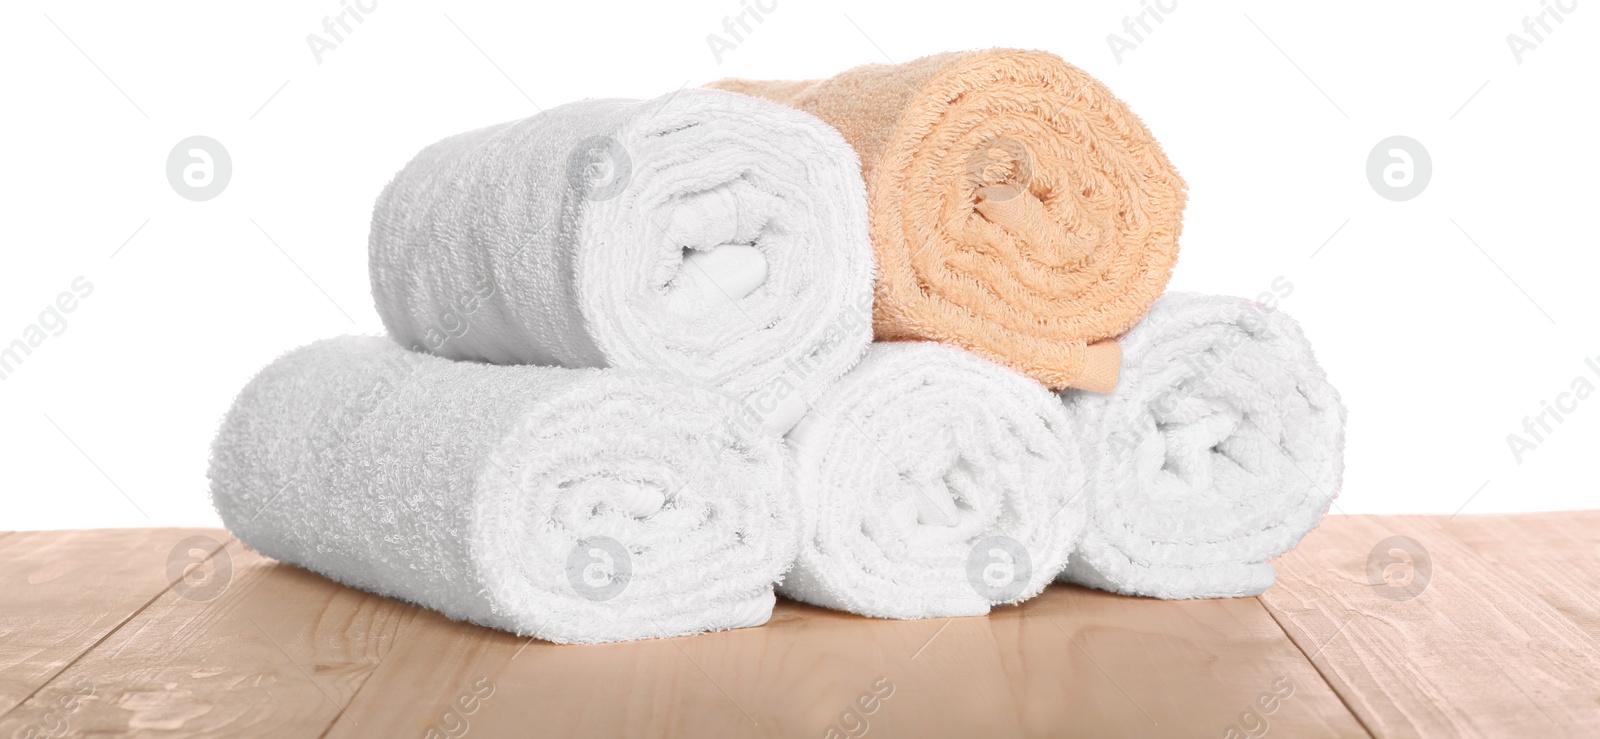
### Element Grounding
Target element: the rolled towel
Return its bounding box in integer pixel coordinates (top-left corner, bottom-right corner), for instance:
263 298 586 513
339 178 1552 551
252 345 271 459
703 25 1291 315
208 336 797 644
709 49 1186 392
782 342 1086 619
1060 293 1345 599
369 88 874 435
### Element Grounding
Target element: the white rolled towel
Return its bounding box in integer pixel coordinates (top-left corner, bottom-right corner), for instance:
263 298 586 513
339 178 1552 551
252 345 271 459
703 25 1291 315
782 342 1087 619
1060 293 1346 599
369 88 874 435
208 336 797 644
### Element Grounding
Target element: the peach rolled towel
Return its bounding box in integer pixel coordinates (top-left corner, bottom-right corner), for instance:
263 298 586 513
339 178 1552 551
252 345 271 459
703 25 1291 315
709 49 1187 392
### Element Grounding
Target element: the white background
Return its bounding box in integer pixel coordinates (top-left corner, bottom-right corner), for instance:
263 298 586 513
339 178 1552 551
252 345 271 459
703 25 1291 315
1 0 1595 530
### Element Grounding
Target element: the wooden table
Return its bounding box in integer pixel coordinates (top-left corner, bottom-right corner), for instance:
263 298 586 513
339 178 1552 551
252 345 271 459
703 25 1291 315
1 513 1596 738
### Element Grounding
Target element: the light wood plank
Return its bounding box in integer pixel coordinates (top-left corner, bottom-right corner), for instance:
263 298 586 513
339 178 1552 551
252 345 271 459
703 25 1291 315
1261 514 1600 737
327 584 1365 738
26 514 1595 737
0 528 226 716
1446 512 1600 643
0 538 419 738
993 586 1367 738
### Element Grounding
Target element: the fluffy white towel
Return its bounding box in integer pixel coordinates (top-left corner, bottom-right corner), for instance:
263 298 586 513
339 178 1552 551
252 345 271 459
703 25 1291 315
208 336 797 644
782 342 1087 619
369 88 874 435
1060 293 1346 599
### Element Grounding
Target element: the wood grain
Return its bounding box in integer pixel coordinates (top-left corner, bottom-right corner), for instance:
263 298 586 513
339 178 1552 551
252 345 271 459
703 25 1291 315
6 515 1596 737
1445 512 1600 644
0 537 420 738
1259 513 1600 738
325 584 1366 739
0 528 225 716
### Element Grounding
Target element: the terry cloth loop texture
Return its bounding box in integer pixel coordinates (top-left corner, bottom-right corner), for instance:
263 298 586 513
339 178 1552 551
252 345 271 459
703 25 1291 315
208 336 798 644
369 88 874 435
709 48 1186 392
781 342 1087 619
1060 293 1345 599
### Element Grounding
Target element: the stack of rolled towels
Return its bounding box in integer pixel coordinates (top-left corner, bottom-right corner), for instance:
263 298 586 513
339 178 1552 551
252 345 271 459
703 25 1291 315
210 49 1345 644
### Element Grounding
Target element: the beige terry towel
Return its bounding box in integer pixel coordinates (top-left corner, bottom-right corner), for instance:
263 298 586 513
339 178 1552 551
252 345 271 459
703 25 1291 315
710 49 1186 391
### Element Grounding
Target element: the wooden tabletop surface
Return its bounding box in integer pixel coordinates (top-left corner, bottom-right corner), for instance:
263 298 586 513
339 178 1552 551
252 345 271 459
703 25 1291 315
1 512 1596 738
